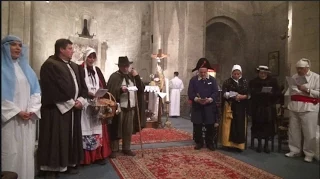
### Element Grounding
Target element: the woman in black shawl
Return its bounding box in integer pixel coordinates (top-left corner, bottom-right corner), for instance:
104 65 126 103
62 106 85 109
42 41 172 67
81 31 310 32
221 65 249 152
249 66 280 153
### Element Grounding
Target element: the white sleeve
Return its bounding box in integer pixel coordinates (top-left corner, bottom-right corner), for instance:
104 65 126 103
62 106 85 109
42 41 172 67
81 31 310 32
180 81 184 91
1 100 21 123
56 99 75 114
223 92 230 99
27 93 41 120
76 96 88 107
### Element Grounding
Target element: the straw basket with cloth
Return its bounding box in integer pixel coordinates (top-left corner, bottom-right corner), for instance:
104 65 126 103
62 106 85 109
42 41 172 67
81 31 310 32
88 92 119 121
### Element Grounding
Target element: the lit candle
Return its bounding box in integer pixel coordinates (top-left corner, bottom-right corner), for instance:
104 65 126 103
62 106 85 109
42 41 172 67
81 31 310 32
165 78 169 102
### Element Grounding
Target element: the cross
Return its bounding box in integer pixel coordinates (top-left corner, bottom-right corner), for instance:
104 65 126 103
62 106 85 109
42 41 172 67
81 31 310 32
151 49 168 60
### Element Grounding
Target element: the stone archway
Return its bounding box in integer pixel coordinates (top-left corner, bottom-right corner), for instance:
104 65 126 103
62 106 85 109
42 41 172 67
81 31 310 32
205 16 247 85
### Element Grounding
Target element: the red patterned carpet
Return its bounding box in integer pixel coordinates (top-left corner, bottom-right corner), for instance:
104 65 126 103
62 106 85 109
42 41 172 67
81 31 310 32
130 128 193 145
110 146 280 179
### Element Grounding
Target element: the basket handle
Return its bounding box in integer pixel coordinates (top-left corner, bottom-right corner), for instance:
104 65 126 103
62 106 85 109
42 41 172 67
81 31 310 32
106 92 116 102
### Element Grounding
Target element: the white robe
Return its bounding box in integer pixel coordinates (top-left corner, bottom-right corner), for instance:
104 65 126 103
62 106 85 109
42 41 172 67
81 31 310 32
287 71 319 158
169 76 184 116
1 61 41 179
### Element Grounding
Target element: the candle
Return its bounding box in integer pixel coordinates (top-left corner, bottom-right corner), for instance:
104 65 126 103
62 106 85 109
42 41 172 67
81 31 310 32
165 78 169 102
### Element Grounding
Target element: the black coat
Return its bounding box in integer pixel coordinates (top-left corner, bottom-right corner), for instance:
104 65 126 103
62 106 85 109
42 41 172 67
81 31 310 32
249 76 280 138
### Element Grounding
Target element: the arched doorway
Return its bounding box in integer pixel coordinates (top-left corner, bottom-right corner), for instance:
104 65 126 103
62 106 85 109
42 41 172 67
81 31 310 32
205 16 247 85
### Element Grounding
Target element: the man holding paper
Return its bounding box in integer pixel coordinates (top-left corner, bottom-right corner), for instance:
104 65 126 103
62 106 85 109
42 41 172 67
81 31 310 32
106 56 145 158
188 58 219 151
286 58 319 163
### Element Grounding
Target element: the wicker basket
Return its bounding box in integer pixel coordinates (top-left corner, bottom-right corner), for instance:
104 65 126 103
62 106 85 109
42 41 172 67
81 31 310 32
89 92 117 120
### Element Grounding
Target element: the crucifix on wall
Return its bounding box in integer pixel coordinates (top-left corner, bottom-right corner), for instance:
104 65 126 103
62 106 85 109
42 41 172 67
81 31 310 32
151 49 168 62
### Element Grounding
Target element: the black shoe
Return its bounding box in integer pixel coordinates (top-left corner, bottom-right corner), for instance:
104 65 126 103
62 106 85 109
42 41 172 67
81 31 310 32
256 139 262 153
95 159 107 165
44 171 59 179
123 150 136 156
256 146 262 153
194 144 203 150
109 151 117 159
264 146 270 153
207 144 215 151
65 166 79 174
264 139 270 153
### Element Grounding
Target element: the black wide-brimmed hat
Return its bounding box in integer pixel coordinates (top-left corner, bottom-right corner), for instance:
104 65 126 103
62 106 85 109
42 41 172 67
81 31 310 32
192 58 213 72
116 56 133 66
256 65 271 73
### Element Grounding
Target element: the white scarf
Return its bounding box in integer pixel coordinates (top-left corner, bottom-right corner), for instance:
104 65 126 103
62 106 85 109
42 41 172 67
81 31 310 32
84 64 100 94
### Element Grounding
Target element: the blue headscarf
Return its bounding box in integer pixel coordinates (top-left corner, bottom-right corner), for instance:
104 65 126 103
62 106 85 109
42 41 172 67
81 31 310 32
1 35 41 102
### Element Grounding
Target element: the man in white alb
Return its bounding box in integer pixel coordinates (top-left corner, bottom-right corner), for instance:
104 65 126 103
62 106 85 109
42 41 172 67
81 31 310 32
169 72 184 117
286 58 319 163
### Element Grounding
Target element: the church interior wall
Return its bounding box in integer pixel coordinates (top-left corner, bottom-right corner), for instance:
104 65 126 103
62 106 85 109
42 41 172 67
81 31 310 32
258 2 288 85
287 1 319 75
205 1 257 84
1 1 319 118
2 1 153 80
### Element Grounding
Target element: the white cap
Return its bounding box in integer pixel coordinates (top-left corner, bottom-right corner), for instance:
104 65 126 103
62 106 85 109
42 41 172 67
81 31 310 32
231 64 242 73
83 47 96 61
296 58 310 68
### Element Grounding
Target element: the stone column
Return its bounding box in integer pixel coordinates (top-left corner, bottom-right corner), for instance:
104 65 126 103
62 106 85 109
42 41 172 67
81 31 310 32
185 1 205 82
2 1 32 64
101 41 108 74
287 1 320 74
1 1 10 39
151 1 164 74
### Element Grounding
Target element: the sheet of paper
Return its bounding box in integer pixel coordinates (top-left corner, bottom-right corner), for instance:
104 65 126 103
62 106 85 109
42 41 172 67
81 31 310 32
95 89 108 98
294 76 308 86
286 76 308 86
261 86 272 93
286 76 295 86
229 91 238 97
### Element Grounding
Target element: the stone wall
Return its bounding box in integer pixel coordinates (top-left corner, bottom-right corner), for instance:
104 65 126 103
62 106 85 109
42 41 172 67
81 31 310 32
287 1 319 74
1 1 32 59
32 1 152 79
205 1 257 84
259 2 288 85
2 1 152 79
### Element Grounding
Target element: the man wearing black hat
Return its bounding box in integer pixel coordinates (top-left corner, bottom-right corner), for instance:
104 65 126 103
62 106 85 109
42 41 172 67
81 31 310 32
188 58 219 150
106 56 145 158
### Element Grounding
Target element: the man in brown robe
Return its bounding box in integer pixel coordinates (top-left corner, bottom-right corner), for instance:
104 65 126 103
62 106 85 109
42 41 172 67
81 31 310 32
106 56 146 158
38 39 88 178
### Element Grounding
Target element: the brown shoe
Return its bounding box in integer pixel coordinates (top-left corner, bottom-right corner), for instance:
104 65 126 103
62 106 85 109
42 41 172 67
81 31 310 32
122 150 136 156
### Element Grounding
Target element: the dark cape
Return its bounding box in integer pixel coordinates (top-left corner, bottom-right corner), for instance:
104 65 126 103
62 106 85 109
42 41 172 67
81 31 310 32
106 71 146 141
38 55 88 168
249 76 280 138
222 77 249 144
